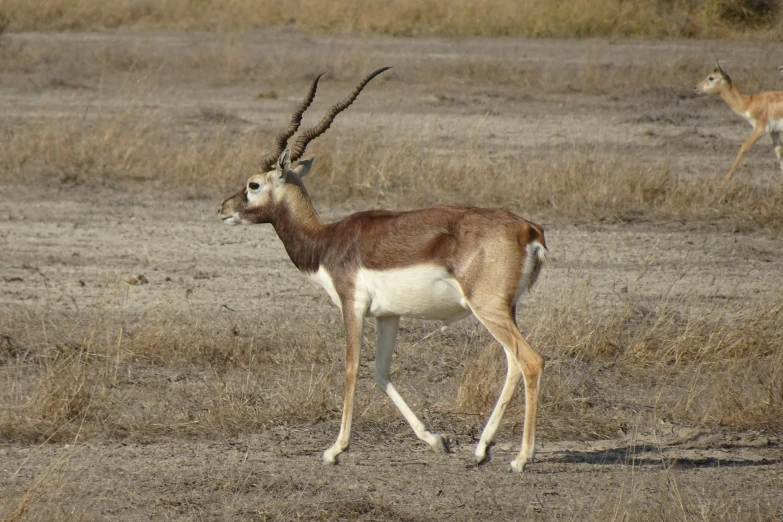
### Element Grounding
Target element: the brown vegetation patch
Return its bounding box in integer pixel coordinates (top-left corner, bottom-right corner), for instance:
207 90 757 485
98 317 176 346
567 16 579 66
3 289 780 447
456 289 783 440
2 108 782 228
2 0 783 38
0 308 344 444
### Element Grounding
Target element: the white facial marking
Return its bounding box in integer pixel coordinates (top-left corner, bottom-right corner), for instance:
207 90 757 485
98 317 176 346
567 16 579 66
221 213 241 225
354 265 471 322
245 175 268 206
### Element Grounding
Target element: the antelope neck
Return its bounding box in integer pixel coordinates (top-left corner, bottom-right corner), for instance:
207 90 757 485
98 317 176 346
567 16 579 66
720 85 752 116
269 191 329 274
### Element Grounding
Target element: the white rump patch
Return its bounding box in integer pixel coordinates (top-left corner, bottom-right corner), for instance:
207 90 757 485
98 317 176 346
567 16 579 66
356 265 471 322
516 241 547 301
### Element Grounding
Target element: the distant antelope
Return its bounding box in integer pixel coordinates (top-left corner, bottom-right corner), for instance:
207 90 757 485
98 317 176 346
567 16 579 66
219 68 547 472
695 61 783 180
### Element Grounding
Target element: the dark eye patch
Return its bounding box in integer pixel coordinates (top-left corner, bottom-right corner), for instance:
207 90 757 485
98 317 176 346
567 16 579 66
249 182 260 190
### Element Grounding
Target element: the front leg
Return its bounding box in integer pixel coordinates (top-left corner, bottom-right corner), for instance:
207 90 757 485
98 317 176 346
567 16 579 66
725 126 765 181
323 299 365 465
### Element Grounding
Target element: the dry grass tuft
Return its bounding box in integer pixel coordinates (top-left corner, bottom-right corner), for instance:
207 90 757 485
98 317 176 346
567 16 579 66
2 101 782 227
538 297 783 364
1 0 782 38
313 133 783 227
0 448 89 522
704 0 780 29
455 285 783 440
589 465 783 521
3 286 780 446
0 306 343 444
674 349 783 432
0 109 259 195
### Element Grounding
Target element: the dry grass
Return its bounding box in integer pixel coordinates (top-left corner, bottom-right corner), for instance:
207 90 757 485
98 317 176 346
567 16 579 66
1 448 89 522
456 284 783 440
1 0 782 38
320 133 783 226
2 107 782 228
0 108 259 198
587 465 783 521
2 32 781 227
0 303 344 444
3 32 780 95
2 287 780 519
2 281 780 447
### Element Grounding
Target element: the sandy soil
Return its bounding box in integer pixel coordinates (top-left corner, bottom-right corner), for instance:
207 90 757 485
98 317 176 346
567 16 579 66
1 30 782 520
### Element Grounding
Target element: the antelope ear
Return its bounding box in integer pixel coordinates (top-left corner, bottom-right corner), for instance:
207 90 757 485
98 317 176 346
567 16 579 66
293 157 314 178
275 149 291 177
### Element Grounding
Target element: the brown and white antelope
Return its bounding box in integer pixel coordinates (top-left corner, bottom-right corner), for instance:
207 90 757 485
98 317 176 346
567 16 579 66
219 68 548 472
696 61 783 180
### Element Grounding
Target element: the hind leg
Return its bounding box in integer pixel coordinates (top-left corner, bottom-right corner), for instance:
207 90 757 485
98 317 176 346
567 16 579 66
470 303 543 472
474 346 523 464
375 316 447 452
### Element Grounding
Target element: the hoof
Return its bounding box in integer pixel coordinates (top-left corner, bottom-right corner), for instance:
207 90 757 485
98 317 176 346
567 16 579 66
431 434 450 454
474 441 493 466
322 448 341 465
509 459 527 473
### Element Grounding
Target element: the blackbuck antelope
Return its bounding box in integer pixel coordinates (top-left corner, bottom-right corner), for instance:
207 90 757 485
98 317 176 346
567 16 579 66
696 61 783 180
219 68 548 472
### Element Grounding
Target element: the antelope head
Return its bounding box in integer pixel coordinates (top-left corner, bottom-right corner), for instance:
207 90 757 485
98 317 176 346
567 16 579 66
695 61 732 95
219 67 391 225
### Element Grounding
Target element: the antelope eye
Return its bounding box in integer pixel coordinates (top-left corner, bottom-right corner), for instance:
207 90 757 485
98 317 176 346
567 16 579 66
248 182 260 191
708 76 714 81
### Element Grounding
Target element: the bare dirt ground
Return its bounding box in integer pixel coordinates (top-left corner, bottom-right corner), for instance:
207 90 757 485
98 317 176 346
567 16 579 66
1 31 783 520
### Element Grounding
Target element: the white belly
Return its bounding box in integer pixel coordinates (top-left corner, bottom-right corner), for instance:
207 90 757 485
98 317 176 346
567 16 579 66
356 265 471 322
